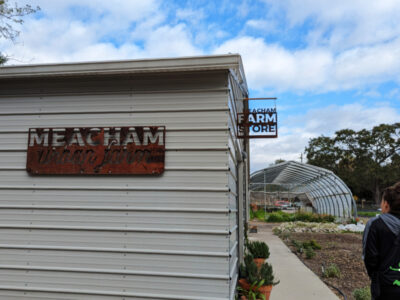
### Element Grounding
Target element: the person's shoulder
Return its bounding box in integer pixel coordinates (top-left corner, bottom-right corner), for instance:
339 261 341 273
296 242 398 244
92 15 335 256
366 215 381 226
365 215 383 232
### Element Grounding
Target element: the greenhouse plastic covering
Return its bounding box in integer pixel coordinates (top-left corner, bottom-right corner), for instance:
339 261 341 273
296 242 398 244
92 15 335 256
250 161 356 218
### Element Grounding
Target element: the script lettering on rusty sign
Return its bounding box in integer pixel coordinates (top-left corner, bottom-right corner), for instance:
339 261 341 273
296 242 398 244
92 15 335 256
26 126 165 175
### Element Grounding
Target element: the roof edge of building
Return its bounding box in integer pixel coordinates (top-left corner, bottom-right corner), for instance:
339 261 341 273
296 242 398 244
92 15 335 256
0 54 246 82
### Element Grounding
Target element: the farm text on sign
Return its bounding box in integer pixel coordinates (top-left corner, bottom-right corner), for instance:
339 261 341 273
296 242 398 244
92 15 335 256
26 126 165 175
237 100 278 139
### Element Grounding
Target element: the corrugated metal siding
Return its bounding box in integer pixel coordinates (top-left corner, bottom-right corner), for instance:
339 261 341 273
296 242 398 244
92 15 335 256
227 72 247 300
0 70 239 299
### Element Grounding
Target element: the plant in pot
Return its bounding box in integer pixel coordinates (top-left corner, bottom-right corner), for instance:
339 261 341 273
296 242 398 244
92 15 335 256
247 241 270 268
237 280 266 300
256 262 280 299
238 255 279 300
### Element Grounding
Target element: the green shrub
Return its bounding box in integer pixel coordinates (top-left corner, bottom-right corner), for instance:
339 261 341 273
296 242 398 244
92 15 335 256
291 239 304 253
250 209 255 220
302 239 322 250
266 212 285 222
254 209 267 221
323 263 341 278
272 227 282 235
240 254 259 283
353 286 371 300
268 211 294 222
305 247 316 259
320 214 335 222
240 254 279 287
358 211 380 217
247 241 270 259
265 211 335 223
294 211 313 222
259 262 279 286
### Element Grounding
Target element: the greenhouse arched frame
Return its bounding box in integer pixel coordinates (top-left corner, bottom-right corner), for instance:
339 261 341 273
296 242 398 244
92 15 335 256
250 161 357 219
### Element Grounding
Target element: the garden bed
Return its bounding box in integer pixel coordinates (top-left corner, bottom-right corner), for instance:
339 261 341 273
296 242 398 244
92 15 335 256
277 230 370 300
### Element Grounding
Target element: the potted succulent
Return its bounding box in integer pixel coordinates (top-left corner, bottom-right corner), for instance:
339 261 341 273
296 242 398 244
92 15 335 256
256 262 279 299
237 280 266 300
238 255 279 300
247 241 270 268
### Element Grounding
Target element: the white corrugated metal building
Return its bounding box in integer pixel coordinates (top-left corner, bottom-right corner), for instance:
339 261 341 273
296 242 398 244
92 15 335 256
0 54 249 299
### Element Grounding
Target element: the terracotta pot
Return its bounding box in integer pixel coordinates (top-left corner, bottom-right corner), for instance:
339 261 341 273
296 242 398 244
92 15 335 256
250 203 258 212
249 225 258 233
238 279 273 300
253 258 266 269
258 285 273 300
238 278 250 290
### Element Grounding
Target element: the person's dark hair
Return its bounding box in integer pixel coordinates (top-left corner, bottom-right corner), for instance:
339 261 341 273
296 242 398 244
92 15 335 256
382 182 400 215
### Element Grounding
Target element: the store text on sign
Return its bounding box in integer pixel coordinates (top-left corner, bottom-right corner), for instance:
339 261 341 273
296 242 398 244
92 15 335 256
26 126 165 175
237 108 277 138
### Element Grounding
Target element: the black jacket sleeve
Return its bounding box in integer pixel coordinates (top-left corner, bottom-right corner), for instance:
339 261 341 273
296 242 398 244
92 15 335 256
363 218 380 278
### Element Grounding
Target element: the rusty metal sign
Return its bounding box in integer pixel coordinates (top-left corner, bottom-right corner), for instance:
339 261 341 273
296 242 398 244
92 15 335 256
26 126 165 175
237 98 278 139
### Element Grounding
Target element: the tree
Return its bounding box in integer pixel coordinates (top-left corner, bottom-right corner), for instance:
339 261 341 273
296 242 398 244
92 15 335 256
0 0 40 64
305 123 400 204
273 159 286 165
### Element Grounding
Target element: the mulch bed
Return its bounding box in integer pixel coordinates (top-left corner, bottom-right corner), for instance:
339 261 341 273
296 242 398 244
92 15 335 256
280 232 370 300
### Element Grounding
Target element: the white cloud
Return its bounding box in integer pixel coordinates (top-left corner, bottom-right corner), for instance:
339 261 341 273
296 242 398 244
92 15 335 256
291 103 400 134
141 24 202 58
1 0 202 64
176 8 205 26
214 36 332 91
245 19 277 33
263 0 400 50
214 36 400 92
250 103 400 172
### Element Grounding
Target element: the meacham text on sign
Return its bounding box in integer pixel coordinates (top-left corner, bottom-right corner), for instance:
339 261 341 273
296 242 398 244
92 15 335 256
26 126 166 175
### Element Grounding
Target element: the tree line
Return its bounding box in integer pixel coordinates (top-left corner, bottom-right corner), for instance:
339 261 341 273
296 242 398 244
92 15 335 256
305 123 400 204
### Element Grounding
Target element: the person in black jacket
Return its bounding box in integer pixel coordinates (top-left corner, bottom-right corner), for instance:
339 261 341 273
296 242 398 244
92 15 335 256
363 182 400 300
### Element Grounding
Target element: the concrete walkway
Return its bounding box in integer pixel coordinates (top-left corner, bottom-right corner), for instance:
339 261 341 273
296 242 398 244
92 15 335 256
248 221 339 300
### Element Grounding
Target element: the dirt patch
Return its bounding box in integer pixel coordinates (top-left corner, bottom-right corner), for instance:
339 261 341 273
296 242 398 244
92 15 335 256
279 231 370 300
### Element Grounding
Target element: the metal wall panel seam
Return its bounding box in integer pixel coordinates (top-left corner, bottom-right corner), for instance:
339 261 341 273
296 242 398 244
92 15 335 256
229 70 248 96
229 257 238 279
229 225 238 235
0 207 238 214
0 286 229 300
0 206 233 213
0 265 229 280
0 147 231 152
229 241 238 257
0 88 230 97
0 107 230 116
0 186 230 192
228 113 242 156
0 245 230 257
0 224 231 234
0 167 231 172
228 147 237 166
230 273 239 300
0 128 230 134
229 170 238 183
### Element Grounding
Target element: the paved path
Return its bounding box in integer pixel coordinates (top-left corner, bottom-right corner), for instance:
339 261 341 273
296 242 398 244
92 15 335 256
248 221 339 300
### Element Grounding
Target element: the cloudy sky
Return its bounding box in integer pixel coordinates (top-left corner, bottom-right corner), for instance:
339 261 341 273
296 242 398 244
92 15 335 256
1 0 400 172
